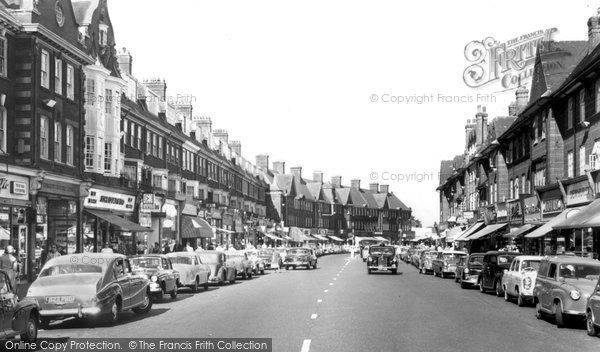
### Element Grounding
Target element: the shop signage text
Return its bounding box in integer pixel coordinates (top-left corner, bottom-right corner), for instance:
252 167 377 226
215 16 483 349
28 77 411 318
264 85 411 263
566 181 593 206
541 198 563 214
85 188 135 212
0 173 29 200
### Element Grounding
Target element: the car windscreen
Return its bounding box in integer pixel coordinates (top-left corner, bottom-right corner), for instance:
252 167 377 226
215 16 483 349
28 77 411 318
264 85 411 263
520 260 540 271
288 249 310 255
198 253 221 263
130 257 161 268
559 263 600 280
170 256 193 265
469 256 483 265
39 264 102 277
444 253 465 260
370 247 395 255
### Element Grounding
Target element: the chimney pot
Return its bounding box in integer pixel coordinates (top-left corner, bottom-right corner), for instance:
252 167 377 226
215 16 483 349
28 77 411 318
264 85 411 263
273 161 286 174
331 176 342 188
313 171 324 183
351 179 361 190
290 167 303 180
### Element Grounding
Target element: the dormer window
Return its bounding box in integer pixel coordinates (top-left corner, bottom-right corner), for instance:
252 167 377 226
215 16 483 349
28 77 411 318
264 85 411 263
99 23 109 46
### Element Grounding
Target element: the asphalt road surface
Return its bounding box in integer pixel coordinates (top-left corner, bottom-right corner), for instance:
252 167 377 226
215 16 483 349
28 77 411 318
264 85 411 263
39 254 599 352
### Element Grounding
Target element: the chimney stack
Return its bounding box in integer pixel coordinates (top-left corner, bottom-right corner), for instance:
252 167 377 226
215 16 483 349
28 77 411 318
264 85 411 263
256 155 269 171
229 141 241 156
117 47 132 76
331 176 342 188
475 105 488 147
515 85 529 111
465 117 475 154
351 179 361 190
212 129 229 145
273 161 286 174
194 117 212 144
508 101 518 116
589 8 600 53
369 183 379 193
144 78 167 101
290 167 302 180
313 171 324 183
380 185 390 194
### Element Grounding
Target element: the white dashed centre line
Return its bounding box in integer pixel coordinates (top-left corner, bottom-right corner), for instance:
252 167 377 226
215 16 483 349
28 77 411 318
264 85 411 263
329 283 333 286
301 339 311 352
311 314 318 319
317 299 323 303
324 289 329 293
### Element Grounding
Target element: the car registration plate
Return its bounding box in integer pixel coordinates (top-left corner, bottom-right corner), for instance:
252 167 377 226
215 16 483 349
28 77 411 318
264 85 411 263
46 296 75 304
378 265 383 271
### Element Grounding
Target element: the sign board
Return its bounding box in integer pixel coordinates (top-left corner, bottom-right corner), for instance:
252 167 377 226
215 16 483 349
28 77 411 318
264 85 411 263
85 188 135 212
565 180 593 206
463 211 474 220
496 202 508 222
523 196 541 222
0 173 29 200
508 199 522 223
541 198 563 215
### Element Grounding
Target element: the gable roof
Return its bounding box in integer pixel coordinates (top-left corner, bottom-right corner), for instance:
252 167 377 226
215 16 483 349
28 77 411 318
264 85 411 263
388 193 409 211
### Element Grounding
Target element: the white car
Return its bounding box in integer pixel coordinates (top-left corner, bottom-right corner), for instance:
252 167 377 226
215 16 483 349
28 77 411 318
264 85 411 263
244 249 266 275
501 255 543 306
166 252 211 292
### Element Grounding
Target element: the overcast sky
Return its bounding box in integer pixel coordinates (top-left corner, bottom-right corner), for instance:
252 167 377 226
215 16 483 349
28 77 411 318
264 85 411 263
109 0 598 227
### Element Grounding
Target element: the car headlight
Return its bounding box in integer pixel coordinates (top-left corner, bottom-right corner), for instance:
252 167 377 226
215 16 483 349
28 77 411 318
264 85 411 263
464 268 469 274
368 257 373 262
523 277 532 290
151 275 158 282
570 290 580 300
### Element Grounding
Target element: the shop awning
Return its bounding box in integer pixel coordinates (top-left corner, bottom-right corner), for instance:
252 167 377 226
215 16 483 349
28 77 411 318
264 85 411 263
264 233 284 241
181 204 198 216
215 228 235 234
290 227 312 242
312 234 329 241
454 222 485 241
525 207 584 239
466 223 508 241
181 216 214 239
553 199 600 230
503 224 537 238
85 209 150 232
374 236 389 242
445 227 462 242
328 235 344 242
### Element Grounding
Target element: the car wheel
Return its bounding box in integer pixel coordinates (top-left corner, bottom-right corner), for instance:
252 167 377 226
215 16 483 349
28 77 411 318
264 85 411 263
230 271 236 284
440 271 445 279
495 281 503 297
313 262 317 269
516 289 525 307
248 270 252 279
107 299 121 324
242 271 247 280
132 290 152 314
460 281 468 289
293 266 297 270
454 276 459 283
192 278 199 293
535 301 543 319
261 269 265 275
204 282 209 291
504 286 510 301
587 310 600 336
391 269 397 275
285 266 290 270
20 314 38 342
555 303 565 328
368 268 372 275
170 287 178 299
479 279 486 293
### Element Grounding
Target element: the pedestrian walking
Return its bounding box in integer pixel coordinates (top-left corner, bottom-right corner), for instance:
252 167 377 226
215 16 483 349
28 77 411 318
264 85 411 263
0 246 19 289
136 241 146 254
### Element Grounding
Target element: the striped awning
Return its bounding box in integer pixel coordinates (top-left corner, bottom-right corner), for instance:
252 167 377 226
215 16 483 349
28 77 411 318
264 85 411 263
181 216 214 239
328 236 344 242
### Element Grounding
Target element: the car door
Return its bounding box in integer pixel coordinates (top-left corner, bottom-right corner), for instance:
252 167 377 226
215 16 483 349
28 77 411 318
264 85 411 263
163 258 177 292
590 279 600 325
482 255 492 288
114 258 132 308
541 263 557 310
0 271 16 336
125 259 145 305
505 259 516 295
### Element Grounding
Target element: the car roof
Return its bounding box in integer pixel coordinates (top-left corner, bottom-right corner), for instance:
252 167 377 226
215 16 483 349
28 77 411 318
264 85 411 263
166 252 196 257
484 251 520 256
440 251 467 254
513 255 543 261
542 255 600 265
131 254 167 258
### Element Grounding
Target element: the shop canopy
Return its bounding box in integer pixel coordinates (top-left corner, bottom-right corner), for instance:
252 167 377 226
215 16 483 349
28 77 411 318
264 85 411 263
290 227 312 242
328 235 344 242
466 223 508 241
445 227 463 242
263 232 285 241
181 216 214 239
374 236 390 242
553 199 600 230
454 222 485 241
503 223 537 238
215 228 235 234
85 209 150 232
525 207 584 238
312 234 329 241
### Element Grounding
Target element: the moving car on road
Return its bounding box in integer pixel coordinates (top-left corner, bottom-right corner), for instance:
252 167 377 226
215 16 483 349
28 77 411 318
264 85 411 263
457 253 484 289
501 255 542 306
367 244 399 274
27 254 152 327
534 256 600 328
478 251 519 296
432 250 467 278
0 269 40 341
130 254 180 300
198 251 237 285
284 248 318 270
166 252 210 292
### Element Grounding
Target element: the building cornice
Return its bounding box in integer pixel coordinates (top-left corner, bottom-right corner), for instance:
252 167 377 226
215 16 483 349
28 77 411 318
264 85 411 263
20 23 93 65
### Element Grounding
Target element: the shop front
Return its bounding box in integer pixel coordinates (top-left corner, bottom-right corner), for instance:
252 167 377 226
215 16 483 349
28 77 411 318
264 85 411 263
139 193 164 252
525 185 565 255
83 187 151 255
0 172 33 282
180 203 214 250
161 200 180 249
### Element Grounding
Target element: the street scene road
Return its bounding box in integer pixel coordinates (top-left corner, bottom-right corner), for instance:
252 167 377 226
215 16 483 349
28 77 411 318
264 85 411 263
37 254 598 352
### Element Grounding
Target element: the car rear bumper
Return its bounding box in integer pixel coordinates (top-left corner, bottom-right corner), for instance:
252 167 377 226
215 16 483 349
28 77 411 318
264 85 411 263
368 265 397 271
285 261 310 266
40 306 103 318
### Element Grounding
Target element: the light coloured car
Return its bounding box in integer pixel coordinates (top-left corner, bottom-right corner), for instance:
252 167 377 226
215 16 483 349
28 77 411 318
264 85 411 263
166 252 211 292
501 255 542 306
27 254 152 327
245 249 266 275
197 251 236 285
534 256 600 328
432 250 467 278
284 248 318 270
418 250 438 274
225 251 253 280
585 274 600 336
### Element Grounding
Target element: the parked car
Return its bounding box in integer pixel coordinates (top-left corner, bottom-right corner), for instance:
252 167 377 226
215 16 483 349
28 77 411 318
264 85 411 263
533 256 600 328
258 248 283 269
478 251 519 296
432 250 467 278
501 255 543 306
585 273 600 336
166 252 210 292
27 254 152 327
397 247 410 262
456 253 484 289
402 248 414 263
0 269 40 340
367 244 399 274
418 250 438 274
245 249 266 275
225 251 253 279
411 249 424 267
284 248 318 270
130 254 179 300
198 251 237 285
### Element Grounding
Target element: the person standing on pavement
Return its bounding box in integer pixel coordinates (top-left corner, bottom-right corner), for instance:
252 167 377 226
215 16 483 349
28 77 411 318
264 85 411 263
0 246 19 289
46 243 61 263
152 242 160 253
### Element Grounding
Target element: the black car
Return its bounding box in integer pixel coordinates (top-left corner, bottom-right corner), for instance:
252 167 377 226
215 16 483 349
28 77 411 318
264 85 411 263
456 253 484 289
0 270 40 341
367 245 399 274
478 251 519 296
